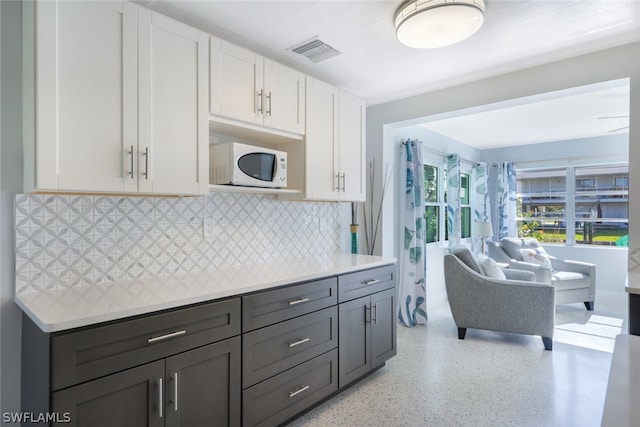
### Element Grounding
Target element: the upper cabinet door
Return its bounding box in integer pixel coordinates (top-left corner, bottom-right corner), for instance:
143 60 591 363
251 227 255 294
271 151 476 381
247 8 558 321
263 60 305 134
138 10 209 195
338 91 366 202
34 0 138 192
210 38 263 125
305 77 339 201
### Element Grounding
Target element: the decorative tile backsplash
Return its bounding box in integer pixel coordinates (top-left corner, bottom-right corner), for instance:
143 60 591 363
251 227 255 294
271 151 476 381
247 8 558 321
630 248 640 273
15 192 341 294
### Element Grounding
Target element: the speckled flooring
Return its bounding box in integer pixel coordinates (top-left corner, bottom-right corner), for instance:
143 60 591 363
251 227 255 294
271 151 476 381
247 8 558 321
287 291 626 427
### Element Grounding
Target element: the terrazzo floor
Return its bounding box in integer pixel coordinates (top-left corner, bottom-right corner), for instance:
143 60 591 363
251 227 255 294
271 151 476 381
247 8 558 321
287 290 627 427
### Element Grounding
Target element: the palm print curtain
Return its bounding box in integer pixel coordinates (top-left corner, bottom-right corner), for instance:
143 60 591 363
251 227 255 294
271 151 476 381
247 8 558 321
398 139 427 327
497 162 517 238
446 154 461 246
472 162 490 253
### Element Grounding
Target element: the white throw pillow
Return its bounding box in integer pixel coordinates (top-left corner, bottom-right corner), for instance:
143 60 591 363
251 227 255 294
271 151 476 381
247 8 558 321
520 247 553 270
477 254 506 279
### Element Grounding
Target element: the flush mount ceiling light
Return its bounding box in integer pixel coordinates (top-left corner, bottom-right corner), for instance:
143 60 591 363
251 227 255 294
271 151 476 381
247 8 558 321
395 0 486 49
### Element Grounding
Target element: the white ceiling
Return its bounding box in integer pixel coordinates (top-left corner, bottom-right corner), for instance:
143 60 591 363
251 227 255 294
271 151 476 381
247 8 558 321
136 0 640 148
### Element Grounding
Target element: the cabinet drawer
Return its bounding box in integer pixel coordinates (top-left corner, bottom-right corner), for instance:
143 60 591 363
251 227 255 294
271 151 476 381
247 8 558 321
51 298 241 391
243 349 338 427
338 264 396 303
243 306 337 388
242 277 337 332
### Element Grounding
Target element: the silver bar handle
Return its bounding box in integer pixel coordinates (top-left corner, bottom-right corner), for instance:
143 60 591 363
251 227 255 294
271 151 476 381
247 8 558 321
365 305 371 324
147 330 186 344
288 385 310 398
266 91 272 116
372 303 378 325
257 90 263 114
288 337 310 348
128 145 134 178
171 373 178 412
364 279 380 286
157 378 163 418
335 174 341 191
143 147 149 179
341 173 346 191
288 297 309 306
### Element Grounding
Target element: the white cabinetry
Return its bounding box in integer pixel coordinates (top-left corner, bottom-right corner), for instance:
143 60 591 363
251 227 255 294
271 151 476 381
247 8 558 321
24 1 208 195
210 38 305 135
138 9 208 195
304 77 365 202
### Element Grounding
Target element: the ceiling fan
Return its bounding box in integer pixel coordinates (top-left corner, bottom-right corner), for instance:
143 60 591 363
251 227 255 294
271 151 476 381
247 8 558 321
598 115 630 133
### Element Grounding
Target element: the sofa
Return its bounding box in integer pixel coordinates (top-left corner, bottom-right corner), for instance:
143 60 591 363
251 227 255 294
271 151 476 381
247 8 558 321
444 246 555 350
488 237 596 310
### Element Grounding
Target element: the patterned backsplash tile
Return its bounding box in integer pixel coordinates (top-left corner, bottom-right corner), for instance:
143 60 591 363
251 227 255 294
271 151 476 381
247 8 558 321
15 192 341 294
630 248 640 273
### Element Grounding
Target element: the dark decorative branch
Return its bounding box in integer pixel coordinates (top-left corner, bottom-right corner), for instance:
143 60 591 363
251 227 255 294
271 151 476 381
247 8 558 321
362 159 392 256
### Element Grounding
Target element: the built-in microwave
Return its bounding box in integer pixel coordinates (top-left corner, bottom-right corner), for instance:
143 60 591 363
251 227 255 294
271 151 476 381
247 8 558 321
210 142 287 188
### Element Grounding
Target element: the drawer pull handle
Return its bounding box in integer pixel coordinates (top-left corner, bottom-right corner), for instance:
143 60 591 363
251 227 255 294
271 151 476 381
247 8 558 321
148 330 186 344
364 279 380 286
288 337 310 348
288 385 310 398
288 297 310 306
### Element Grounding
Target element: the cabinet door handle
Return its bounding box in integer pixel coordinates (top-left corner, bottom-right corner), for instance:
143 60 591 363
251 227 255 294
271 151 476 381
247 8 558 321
157 378 163 418
364 279 380 286
335 174 341 191
288 385 310 398
142 147 149 179
171 372 178 412
147 330 186 344
365 305 371 324
288 297 309 306
288 337 310 348
128 145 134 178
257 90 263 114
372 303 378 325
266 91 272 116
341 173 346 191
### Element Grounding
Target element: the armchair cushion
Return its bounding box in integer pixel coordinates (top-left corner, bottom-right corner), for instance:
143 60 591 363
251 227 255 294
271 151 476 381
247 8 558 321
478 255 506 280
450 245 483 274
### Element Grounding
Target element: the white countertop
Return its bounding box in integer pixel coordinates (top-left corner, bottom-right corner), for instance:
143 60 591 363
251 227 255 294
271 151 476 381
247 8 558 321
16 254 396 333
625 271 640 295
601 334 640 427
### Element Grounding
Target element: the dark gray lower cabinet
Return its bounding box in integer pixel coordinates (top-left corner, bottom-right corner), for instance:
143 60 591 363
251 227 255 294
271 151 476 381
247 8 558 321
242 349 338 427
338 287 396 388
52 337 241 427
53 360 165 427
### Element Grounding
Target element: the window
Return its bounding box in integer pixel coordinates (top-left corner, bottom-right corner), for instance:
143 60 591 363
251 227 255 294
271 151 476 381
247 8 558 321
424 164 440 244
614 176 629 188
460 173 471 239
575 166 628 246
517 165 628 246
517 169 567 243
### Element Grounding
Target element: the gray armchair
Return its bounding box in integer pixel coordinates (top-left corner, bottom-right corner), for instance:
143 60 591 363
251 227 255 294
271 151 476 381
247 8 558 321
444 246 555 350
488 237 596 310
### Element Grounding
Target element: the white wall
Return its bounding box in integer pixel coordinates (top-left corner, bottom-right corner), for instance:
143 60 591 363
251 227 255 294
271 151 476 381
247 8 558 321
367 42 640 299
1 0 23 415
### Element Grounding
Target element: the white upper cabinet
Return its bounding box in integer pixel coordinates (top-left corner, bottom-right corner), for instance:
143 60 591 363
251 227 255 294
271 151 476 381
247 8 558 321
210 38 305 135
29 0 138 193
138 9 209 195
25 1 208 195
305 77 365 202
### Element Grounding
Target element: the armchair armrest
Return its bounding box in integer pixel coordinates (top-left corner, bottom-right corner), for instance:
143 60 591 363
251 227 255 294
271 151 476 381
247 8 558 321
504 268 536 282
550 258 596 277
508 260 552 283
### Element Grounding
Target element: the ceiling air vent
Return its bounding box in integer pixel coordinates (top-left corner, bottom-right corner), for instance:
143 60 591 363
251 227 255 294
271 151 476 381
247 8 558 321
290 38 340 63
